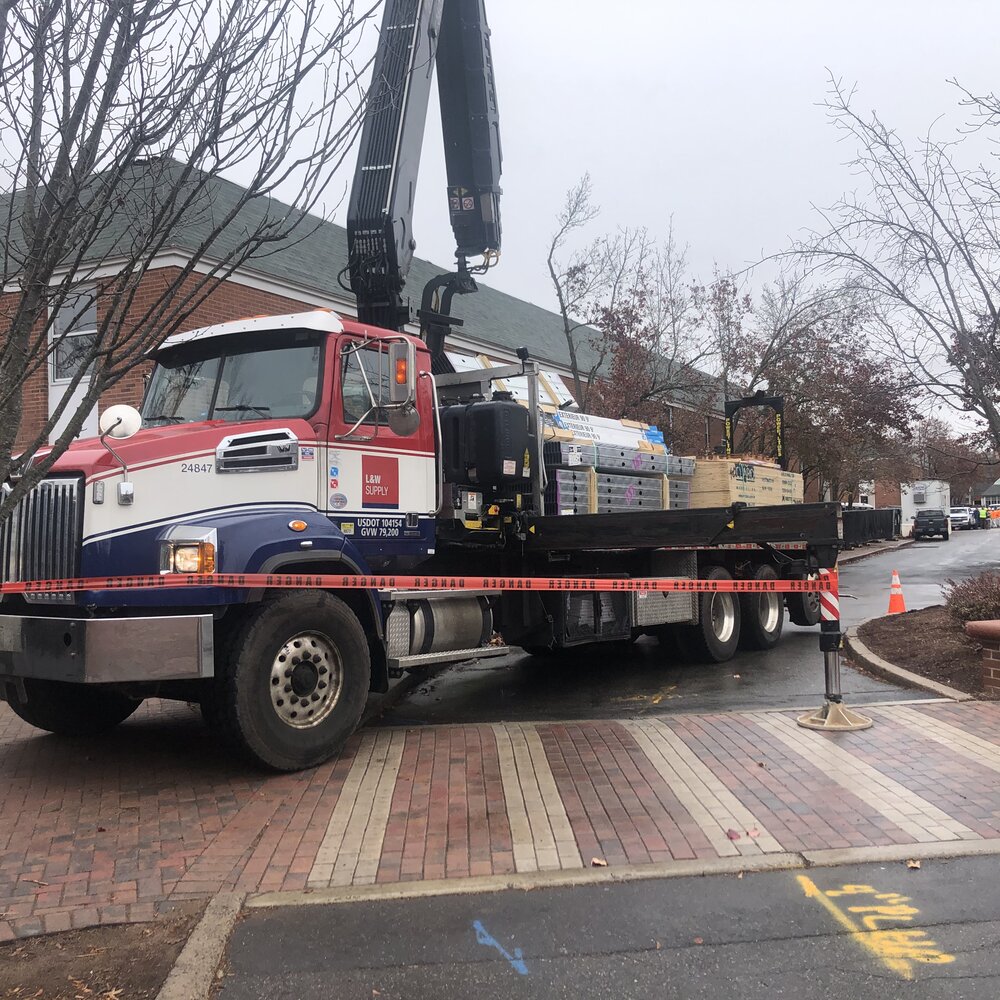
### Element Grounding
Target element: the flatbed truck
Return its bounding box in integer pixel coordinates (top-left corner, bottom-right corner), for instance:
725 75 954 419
0 0 841 769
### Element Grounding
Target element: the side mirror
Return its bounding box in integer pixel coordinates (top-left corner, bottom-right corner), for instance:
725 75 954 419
99 404 142 440
389 341 417 405
387 405 421 436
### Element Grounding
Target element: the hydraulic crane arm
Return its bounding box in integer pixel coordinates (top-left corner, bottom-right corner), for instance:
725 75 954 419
346 0 502 344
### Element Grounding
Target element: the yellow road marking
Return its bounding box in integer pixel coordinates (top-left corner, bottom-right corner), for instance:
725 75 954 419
796 876 955 979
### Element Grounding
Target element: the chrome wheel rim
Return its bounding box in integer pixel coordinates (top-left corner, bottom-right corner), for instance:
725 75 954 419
758 592 782 634
269 632 342 729
709 593 736 644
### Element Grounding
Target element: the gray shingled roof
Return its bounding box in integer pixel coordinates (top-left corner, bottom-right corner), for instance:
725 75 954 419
2 158 722 409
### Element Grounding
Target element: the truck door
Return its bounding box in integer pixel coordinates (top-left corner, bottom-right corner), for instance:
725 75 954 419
325 336 437 562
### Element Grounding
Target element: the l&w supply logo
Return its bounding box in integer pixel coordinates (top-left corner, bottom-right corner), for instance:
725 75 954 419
361 454 399 509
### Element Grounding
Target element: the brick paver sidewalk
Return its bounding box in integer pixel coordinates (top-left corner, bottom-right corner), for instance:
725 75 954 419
3 698 1000 939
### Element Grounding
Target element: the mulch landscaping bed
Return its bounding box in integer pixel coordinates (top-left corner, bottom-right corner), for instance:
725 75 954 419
857 605 985 695
0 904 202 1000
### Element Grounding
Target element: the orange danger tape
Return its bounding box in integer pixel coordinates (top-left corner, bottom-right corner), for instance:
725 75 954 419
0 572 836 596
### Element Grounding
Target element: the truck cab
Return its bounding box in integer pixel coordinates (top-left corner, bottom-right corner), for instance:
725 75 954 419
0 311 502 770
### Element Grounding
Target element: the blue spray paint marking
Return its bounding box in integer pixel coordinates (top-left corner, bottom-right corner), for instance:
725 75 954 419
472 920 529 975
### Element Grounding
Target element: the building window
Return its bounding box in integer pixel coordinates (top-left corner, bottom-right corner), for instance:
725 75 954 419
51 288 98 383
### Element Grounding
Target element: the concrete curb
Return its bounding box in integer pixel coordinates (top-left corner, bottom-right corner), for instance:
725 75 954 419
844 627 973 702
246 855 803 910
838 539 914 566
242 837 1000 910
156 891 244 1000
800 838 1000 867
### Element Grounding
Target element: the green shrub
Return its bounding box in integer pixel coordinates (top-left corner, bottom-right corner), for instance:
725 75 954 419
944 571 1000 623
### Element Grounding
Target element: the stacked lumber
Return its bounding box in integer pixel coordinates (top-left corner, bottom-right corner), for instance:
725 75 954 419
688 457 804 509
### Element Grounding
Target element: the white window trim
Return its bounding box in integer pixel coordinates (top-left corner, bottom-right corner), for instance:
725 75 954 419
49 288 98 386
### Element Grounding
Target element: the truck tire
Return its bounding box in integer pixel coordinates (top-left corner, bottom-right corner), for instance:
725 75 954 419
213 590 370 771
787 576 822 627
739 565 784 651
5 679 140 736
675 566 742 663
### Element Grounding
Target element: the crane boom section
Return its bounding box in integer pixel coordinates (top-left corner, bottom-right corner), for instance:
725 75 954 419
347 0 502 333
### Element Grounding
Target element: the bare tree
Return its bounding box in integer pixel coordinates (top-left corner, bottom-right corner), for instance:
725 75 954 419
0 0 379 516
793 76 1000 451
545 174 649 409
589 223 715 423
692 268 753 408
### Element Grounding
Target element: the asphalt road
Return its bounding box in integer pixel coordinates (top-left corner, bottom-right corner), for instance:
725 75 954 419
380 530 1000 726
841 527 1000 627
219 856 1000 998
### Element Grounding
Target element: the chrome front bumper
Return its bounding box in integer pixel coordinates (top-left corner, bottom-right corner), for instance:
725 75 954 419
0 614 214 683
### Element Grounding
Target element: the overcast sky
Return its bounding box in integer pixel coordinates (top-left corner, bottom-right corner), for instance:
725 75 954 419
330 0 1000 314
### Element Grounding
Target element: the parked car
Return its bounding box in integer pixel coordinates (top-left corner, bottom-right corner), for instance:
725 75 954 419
914 508 951 540
950 506 976 530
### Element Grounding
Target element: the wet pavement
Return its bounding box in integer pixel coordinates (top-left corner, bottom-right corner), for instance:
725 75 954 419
222 855 1000 999
381 530 999 726
839 527 999 627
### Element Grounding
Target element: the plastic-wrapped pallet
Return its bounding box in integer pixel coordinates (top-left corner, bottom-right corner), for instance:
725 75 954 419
543 441 597 468
593 473 663 512
667 478 691 510
545 468 596 515
666 456 696 478
594 444 668 476
689 458 803 508
540 409 665 449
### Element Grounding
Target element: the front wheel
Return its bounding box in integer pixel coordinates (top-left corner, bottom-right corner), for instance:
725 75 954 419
739 565 785 651
211 591 370 771
5 679 140 736
675 566 742 663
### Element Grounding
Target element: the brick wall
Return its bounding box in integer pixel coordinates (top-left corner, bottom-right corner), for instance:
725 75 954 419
874 480 903 508
3 269 314 453
966 622 1000 698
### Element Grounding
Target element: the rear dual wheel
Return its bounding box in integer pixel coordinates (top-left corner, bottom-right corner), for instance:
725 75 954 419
787 574 822 627
739 565 785 651
668 566 742 663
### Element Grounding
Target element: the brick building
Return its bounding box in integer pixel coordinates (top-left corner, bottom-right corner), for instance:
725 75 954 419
3 163 725 453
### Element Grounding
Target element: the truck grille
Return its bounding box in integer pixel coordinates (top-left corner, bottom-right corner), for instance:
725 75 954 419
0 477 82 600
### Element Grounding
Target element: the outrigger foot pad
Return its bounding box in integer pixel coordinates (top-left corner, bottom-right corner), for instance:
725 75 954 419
797 701 873 732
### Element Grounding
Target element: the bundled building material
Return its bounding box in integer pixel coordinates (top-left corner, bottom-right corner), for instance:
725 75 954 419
544 468 597 515
593 472 664 513
540 408 664 449
543 441 598 469
666 456 696 478
688 457 804 509
540 409 698 514
666 477 691 510
593 444 668 475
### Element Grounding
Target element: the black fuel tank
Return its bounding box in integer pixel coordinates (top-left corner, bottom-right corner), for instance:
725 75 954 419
439 392 530 487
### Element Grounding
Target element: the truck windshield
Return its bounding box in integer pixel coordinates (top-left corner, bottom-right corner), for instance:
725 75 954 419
142 332 322 426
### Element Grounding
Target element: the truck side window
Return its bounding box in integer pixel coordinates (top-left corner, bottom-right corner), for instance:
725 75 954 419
341 346 390 425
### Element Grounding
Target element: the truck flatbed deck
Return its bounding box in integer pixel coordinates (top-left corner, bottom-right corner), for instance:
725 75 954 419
521 502 842 565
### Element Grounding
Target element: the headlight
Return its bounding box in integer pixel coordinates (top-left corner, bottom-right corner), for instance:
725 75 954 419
160 540 216 574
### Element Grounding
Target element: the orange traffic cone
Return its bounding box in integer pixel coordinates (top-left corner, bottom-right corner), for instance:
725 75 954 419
887 570 907 615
